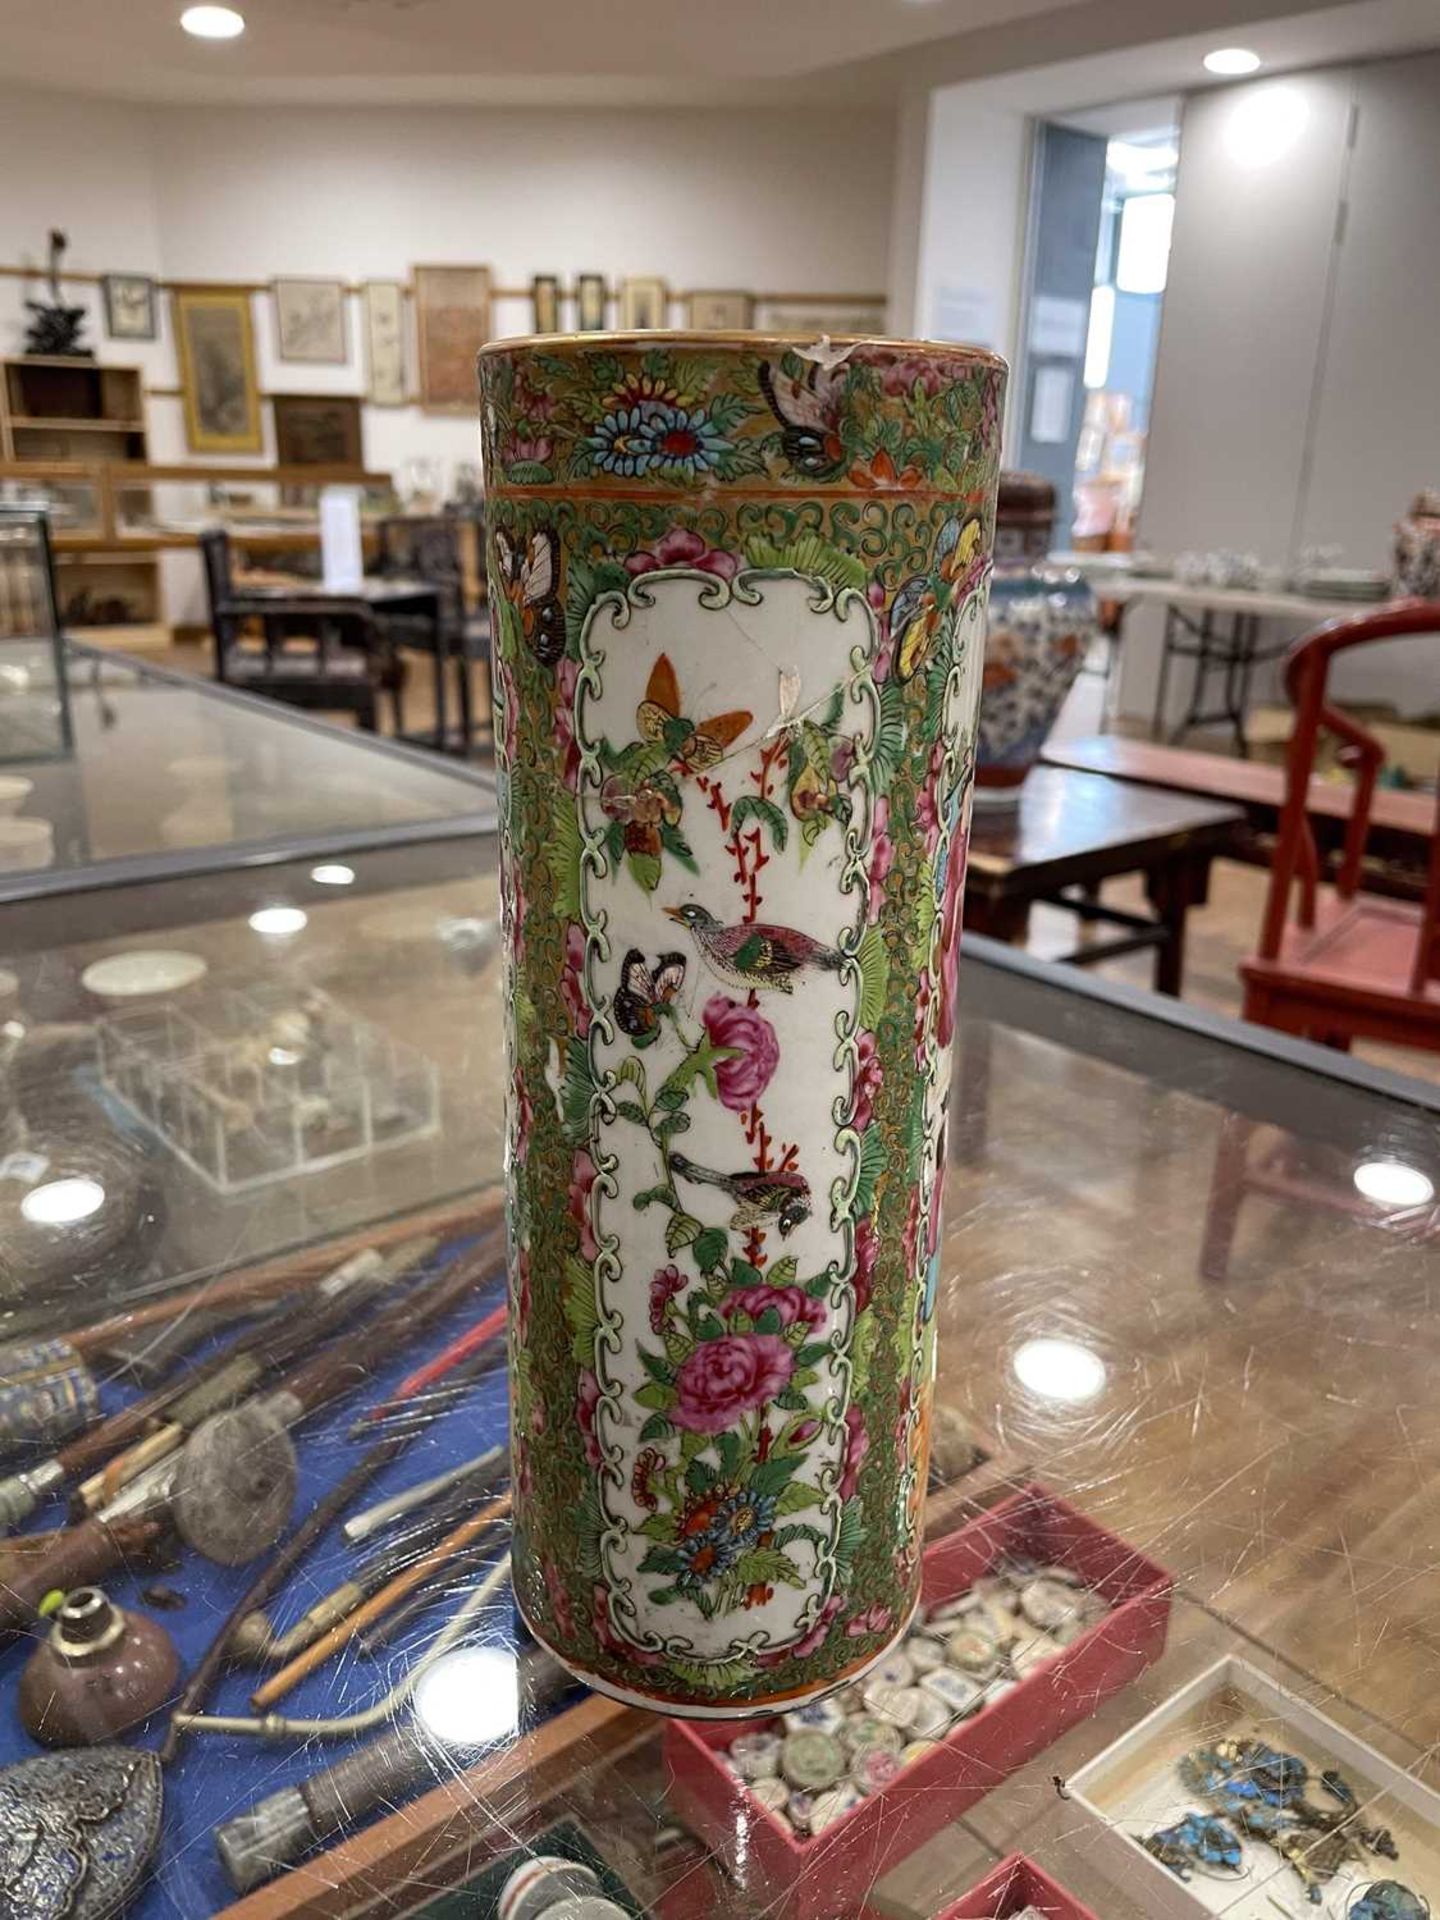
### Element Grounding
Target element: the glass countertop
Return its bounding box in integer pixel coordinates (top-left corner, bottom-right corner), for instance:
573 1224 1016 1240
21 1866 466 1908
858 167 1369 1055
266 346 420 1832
0 842 1435 1919
0 643 494 904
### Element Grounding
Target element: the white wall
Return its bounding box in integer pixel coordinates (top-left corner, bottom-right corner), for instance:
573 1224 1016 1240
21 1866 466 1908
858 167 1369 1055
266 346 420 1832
1124 52 1440 723
0 88 895 622
911 81 1032 441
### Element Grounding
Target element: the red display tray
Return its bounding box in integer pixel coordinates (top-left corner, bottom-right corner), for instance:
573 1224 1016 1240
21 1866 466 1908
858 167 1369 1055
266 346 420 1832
879 1851 1101 1919
664 1485 1170 1920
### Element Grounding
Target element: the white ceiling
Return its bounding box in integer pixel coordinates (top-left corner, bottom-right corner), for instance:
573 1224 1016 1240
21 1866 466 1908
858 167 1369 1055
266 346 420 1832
0 0 1435 107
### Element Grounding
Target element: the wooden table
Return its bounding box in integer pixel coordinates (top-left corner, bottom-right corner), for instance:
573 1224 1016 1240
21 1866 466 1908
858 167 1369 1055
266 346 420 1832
1072 566 1380 754
1042 733 1435 893
232 573 451 747
963 765 1243 996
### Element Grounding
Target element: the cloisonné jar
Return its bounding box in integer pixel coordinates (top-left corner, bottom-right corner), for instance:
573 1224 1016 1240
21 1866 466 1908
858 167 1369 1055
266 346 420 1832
975 565 1097 807
478 332 1006 1714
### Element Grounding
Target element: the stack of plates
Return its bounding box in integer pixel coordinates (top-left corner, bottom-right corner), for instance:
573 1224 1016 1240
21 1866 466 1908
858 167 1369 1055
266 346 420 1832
1294 566 1393 601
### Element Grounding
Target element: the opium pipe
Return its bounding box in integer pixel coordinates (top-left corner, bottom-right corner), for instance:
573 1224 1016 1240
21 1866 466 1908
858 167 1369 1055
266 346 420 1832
249 1492 513 1710
62 1187 505 1357
0 1515 168 1647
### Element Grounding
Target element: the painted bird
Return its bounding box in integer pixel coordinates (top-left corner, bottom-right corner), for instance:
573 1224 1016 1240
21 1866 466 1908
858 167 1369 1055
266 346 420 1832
668 1154 812 1237
662 904 843 994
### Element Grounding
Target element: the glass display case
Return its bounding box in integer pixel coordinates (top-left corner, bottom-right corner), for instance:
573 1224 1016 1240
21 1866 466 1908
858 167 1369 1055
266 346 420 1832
0 676 1436 1918
0 503 73 767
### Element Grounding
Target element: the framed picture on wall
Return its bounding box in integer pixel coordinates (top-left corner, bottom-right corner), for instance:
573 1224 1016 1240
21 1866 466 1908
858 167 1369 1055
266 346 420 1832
362 280 407 405
575 274 608 332
413 264 493 412
172 285 263 454
272 393 364 469
272 277 348 363
530 274 560 335
755 301 885 336
686 289 753 331
619 276 669 330
101 273 158 342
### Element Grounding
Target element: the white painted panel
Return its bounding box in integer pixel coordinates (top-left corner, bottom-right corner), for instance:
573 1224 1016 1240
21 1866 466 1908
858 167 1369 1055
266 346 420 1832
1298 51 1440 572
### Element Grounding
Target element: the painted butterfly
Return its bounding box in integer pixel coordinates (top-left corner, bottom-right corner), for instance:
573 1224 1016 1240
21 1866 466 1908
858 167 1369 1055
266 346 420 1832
636 653 752 771
757 360 847 480
613 948 686 1046
494 526 565 667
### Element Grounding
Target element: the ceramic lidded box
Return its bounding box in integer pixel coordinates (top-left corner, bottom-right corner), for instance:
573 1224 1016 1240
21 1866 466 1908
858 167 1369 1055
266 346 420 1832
478 332 1005 1715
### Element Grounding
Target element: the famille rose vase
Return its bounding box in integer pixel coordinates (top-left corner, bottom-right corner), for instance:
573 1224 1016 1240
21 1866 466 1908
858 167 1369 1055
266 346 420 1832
478 332 1006 1715
974 565 1097 808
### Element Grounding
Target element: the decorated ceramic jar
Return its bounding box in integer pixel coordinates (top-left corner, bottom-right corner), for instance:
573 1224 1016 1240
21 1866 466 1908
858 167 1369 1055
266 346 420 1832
975 566 1097 806
1393 489 1440 599
478 333 1006 1716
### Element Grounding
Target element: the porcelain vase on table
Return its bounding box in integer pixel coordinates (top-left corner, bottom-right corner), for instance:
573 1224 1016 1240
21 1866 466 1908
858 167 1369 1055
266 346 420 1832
974 566 1098 808
479 332 1006 1715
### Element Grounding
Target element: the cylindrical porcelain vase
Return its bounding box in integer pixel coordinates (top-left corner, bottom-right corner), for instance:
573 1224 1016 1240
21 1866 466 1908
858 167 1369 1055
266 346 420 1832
479 333 1006 1716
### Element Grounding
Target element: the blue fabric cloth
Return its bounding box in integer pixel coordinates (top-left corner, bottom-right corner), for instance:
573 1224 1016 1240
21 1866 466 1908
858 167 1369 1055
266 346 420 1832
0 1240 512 1918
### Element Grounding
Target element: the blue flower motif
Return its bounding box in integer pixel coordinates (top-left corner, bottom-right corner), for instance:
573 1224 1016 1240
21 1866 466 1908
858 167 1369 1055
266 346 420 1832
639 402 733 479
583 404 658 477
674 1487 778 1589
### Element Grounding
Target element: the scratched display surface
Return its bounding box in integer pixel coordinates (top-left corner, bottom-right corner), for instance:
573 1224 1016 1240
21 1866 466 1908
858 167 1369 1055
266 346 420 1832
0 852 1438 1920
0 1249 514 1920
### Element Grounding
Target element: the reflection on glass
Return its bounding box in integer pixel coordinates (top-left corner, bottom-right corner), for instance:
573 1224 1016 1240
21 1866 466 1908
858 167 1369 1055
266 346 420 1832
248 906 308 937
1353 1159 1435 1209
310 863 356 887
411 1645 519 1749
1012 1336 1107 1404
19 1176 106 1226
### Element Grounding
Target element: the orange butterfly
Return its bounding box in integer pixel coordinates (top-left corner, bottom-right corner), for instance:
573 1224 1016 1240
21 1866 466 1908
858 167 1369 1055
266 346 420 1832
636 654 752 771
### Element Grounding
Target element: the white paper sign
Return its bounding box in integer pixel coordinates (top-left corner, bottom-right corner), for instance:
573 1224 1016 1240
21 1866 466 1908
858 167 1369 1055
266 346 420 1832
320 486 364 592
1030 366 1074 444
1029 293 1089 358
932 282 998 349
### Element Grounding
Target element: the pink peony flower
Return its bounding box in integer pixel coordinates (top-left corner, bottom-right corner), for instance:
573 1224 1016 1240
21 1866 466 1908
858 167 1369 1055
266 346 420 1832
700 995 780 1112
913 968 934 1068
847 1602 894 1639
648 1263 686 1334
576 1367 604 1469
671 1333 795 1434
879 354 948 398
851 1029 883 1131
560 922 591 1037
625 527 740 581
506 434 553 466
513 1245 532 1339
789 1416 821 1445
902 1186 922 1278
935 829 968 1051
838 1406 869 1500
758 1594 842 1667
723 1284 825 1335
867 799 895 923
593 1584 661 1666
543 1557 576 1642
568 1149 599 1263
852 1215 879 1315
554 656 581 791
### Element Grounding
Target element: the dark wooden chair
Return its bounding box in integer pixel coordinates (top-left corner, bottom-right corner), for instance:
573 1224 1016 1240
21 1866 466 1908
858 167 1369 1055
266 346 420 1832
200 528 405 733
375 511 491 753
1239 600 1440 1055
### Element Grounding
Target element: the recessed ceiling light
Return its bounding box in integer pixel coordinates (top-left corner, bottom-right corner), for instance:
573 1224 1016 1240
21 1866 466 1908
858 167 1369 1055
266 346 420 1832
1204 47 1261 75
21 1177 106 1227
248 905 308 937
1353 1159 1435 1210
310 863 355 887
180 5 245 38
1012 1336 1107 1405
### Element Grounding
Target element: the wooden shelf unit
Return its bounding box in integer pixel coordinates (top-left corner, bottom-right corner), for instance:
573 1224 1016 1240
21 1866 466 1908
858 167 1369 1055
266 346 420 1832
0 357 157 632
